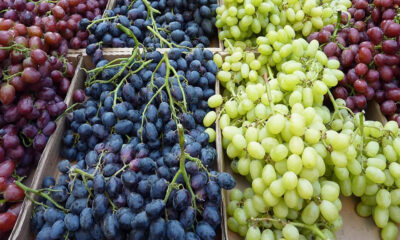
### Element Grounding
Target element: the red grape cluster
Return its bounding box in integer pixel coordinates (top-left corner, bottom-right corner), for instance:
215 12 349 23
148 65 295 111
0 20 76 236
309 0 400 120
0 0 107 49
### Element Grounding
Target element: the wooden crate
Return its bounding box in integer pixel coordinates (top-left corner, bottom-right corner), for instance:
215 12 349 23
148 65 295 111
8 54 82 240
11 49 228 239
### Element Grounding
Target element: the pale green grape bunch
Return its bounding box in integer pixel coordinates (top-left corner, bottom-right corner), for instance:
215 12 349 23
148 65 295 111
208 40 400 239
216 0 351 47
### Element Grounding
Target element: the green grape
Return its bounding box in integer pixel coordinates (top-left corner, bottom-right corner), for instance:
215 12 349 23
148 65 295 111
230 189 244 201
366 166 386 184
321 182 339 202
301 201 319 224
376 189 391 208
284 189 299 208
389 162 400 178
244 198 259 218
301 147 317 168
270 179 285 197
289 136 304 155
381 222 398 240
203 111 217 127
389 206 400 223
300 168 319 183
330 151 347 168
347 158 362 175
245 127 259 142
227 200 240 216
261 229 275 240
275 160 288 175
232 134 247 150
373 206 389 228
365 183 379 196
282 171 298 190
238 224 248 237
366 141 380 157
290 113 305 136
262 164 277 186
220 114 231 130
248 141 265 159
267 113 286 134
234 208 248 225
282 224 299 240
205 128 216 142
334 167 349 181
297 178 313 199
223 126 242 140
253 195 267 213
319 200 339 223
271 144 289 161
390 189 400 205
356 202 372 217
351 175 366 197
244 188 255 199
273 200 289 218
367 157 386 170
263 189 280 206
339 178 352 197
227 217 239 232
208 94 223 108
238 157 251 176
252 178 267 195
287 154 303 175
246 226 261 240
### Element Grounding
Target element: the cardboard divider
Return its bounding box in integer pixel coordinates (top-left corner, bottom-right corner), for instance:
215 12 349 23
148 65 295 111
9 54 83 240
11 48 228 239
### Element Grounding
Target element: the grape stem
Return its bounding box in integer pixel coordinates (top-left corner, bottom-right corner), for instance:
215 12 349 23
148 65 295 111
327 90 344 121
14 180 68 212
250 217 328 240
264 68 275 114
116 24 140 48
332 11 342 41
163 124 197 213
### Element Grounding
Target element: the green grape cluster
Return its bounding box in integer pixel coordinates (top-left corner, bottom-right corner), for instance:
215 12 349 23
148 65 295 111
215 0 351 47
206 34 400 239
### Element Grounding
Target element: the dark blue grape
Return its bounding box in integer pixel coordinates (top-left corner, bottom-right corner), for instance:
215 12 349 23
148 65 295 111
166 220 185 240
127 192 144 212
101 214 119 239
131 211 149 228
50 220 65 239
179 207 195 230
80 208 94 230
145 199 165 219
93 194 108 217
64 213 80 231
196 221 216 240
216 172 235 190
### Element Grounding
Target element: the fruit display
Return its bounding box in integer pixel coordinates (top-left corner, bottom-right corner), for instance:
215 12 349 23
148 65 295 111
83 0 218 50
0 0 107 50
308 0 400 119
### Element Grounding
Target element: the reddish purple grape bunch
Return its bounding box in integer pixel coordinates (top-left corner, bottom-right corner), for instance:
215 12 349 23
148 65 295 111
308 0 400 123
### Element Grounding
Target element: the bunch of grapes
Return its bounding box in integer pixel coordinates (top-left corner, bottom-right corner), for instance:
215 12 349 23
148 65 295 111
209 27 400 238
0 26 76 237
24 47 235 240
308 0 400 119
82 0 218 51
0 0 107 49
215 0 351 48
209 40 350 239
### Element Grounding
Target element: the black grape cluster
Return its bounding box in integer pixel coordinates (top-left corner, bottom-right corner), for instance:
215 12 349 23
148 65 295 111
30 48 235 240
82 0 218 50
